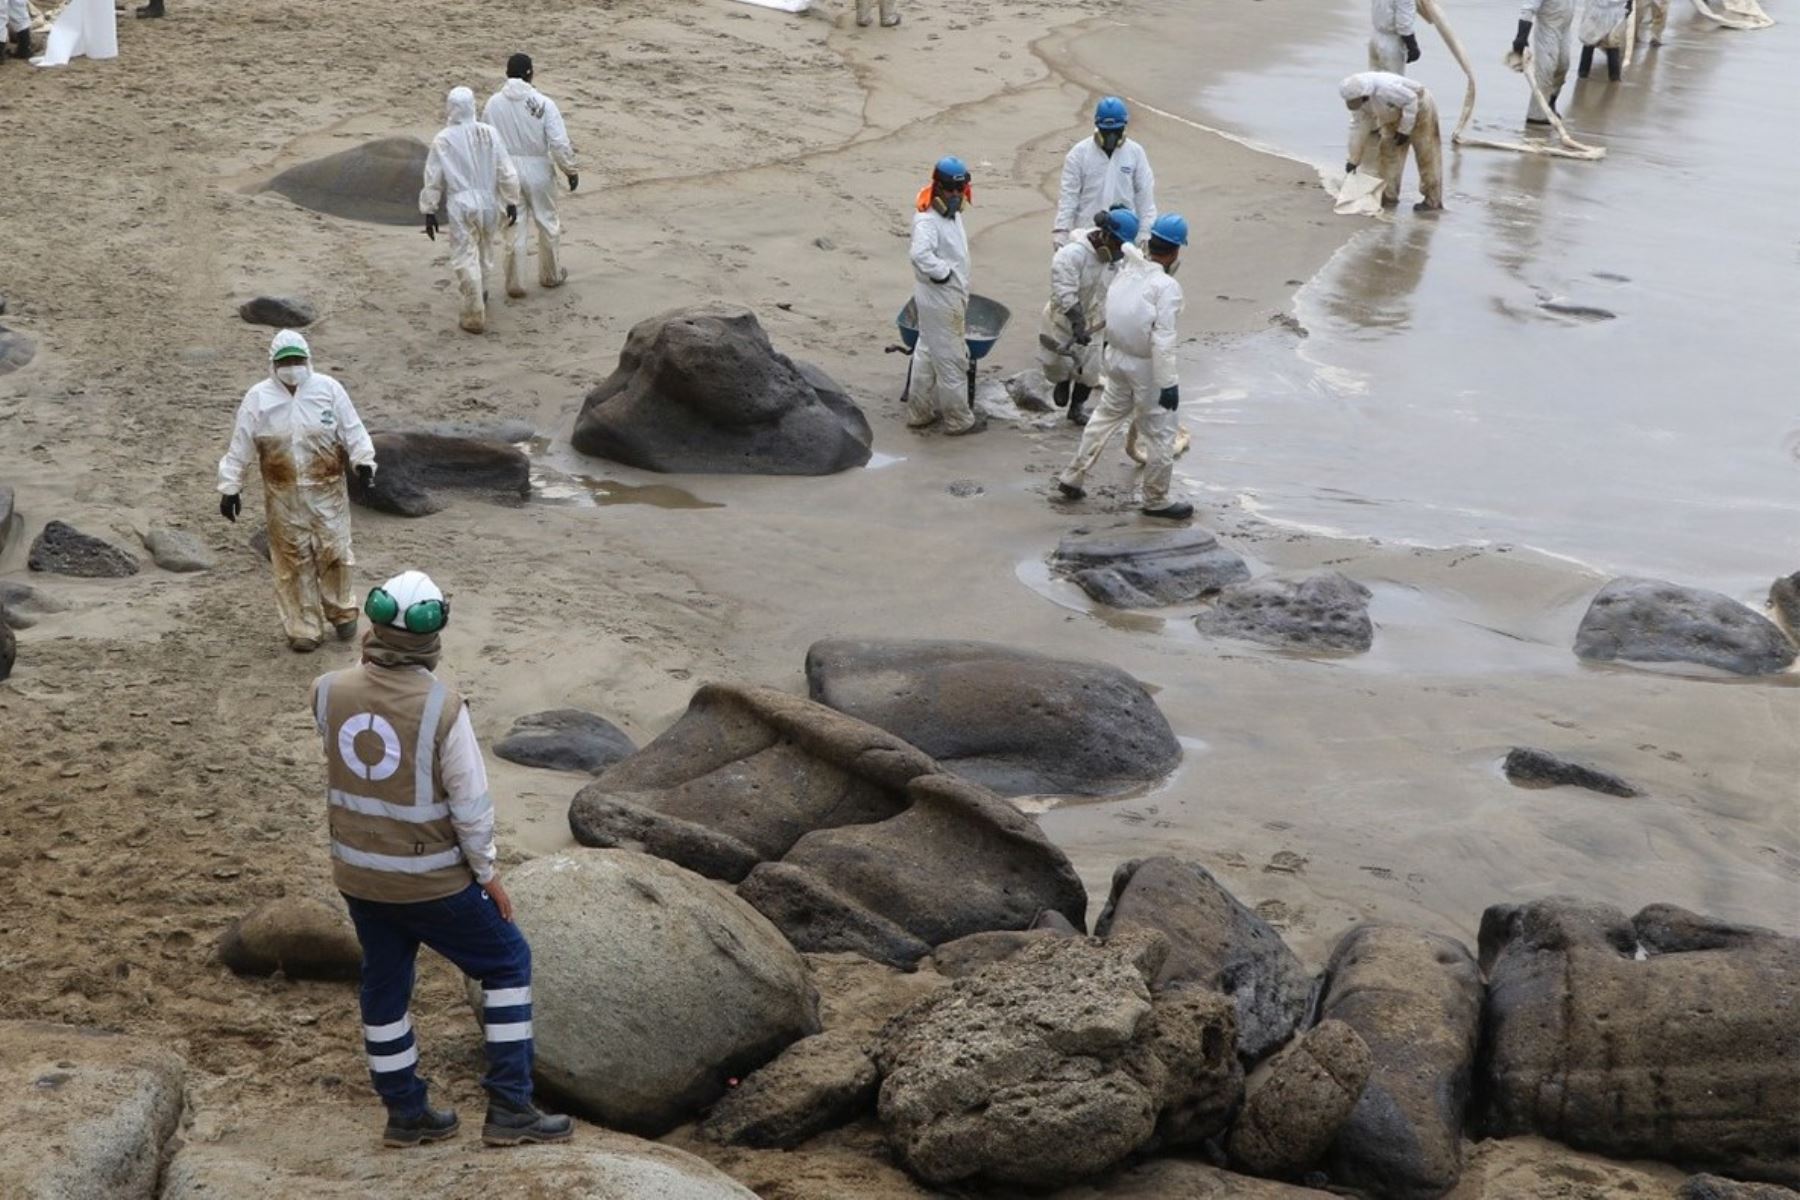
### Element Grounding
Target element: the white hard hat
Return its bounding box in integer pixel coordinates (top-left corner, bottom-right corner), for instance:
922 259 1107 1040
365 570 449 632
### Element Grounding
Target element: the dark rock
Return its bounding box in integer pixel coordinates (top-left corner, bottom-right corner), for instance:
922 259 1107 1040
699 1031 878 1149
140 527 214 574
1229 1019 1373 1178
572 305 871 475
494 709 636 775
237 296 316 329
926 926 1074 978
27 521 139 578
0 581 68 630
875 933 1243 1188
217 898 361 981
1502 747 1639 797
1771 573 1800 639
1573 576 1797 676
1195 571 1374 653
347 431 531 517
737 863 933 968
0 619 12 682
1094 857 1312 1063
1052 526 1251 609
502 849 820 1136
1320 924 1483 1199
1681 1176 1800 1200
805 637 1180 798
0 324 35 376
265 137 442 227
1479 897 1800 1185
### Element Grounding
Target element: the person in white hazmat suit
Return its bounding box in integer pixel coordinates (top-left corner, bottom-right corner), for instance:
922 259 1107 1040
421 87 523 334
1039 208 1137 427
1511 0 1575 124
1053 97 1156 249
1634 0 1668 51
1342 72 1445 212
1369 0 1423 72
1577 0 1632 80
484 54 579 297
1055 213 1193 522
218 331 378 653
907 156 982 436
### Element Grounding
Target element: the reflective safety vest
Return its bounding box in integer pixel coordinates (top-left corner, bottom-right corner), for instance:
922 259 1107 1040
311 664 471 904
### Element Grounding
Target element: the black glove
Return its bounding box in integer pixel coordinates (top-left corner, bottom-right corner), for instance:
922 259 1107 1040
506 204 519 227
423 213 439 242
1346 160 1358 174
566 172 579 192
1158 385 1179 412
355 463 375 490
930 272 952 285
1394 130 1411 147
1066 307 1090 346
1513 18 1533 53
1403 32 1422 61
219 493 241 523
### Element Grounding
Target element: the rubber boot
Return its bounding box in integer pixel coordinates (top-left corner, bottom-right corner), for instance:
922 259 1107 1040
384 1105 460 1149
482 1100 573 1147
1052 380 1070 409
1067 383 1092 426
10 28 29 58
136 0 165 16
1605 47 1622 80
1578 44 1595 77
1141 501 1195 521
334 618 359 642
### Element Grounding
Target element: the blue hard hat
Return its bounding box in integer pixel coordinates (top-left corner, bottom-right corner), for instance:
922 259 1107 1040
1149 213 1189 248
1094 96 1129 130
933 156 971 186
1100 208 1140 243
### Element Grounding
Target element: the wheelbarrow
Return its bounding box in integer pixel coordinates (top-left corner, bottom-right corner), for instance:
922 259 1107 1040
887 294 1011 409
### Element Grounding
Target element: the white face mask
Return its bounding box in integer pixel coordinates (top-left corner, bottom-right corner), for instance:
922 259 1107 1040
275 363 311 387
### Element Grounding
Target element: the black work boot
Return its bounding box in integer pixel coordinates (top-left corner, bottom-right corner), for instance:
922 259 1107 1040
383 1105 459 1148
1605 47 1622 80
1052 380 1070 409
1142 501 1195 521
136 0 165 16
1067 383 1092 426
10 28 29 58
482 1099 574 1147
1578 44 1595 77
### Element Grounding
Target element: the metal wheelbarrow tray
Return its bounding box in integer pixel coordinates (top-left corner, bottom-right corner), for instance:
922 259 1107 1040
893 294 1011 360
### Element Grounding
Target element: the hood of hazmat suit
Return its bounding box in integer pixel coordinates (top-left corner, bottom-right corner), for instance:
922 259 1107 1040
420 86 522 231
1103 243 1184 392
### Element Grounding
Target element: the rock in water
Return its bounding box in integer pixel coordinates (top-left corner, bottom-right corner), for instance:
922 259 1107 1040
805 637 1180 798
1479 897 1800 1185
141 527 214 573
265 137 440 226
27 521 140 577
1573 577 1797 675
237 295 316 328
700 1030 879 1149
495 709 637 774
347 431 531 517
1502 747 1639 797
1319 924 1483 1199
0 1021 185 1200
1194 571 1374 653
1681 1177 1800 1200
217 898 361 981
876 934 1243 1189
499 849 819 1135
1052 526 1251 609
1229 1019 1373 1179
1094 857 1313 1063
0 324 36 376
571 305 871 475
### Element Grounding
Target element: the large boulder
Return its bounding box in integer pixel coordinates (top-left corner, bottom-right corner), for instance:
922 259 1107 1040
571 305 872 475
1573 577 1797 675
1094 857 1313 1063
1502 747 1639 797
216 897 361 981
28 521 139 577
1051 526 1251 609
237 295 316 328
494 708 637 774
1319 924 1484 1199
1229 1019 1373 1178
0 1022 185 1200
264 137 439 226
1479 897 1800 1185
1194 571 1374 653
805 637 1181 798
347 431 531 517
500 849 820 1136
875 934 1243 1189
699 1030 880 1149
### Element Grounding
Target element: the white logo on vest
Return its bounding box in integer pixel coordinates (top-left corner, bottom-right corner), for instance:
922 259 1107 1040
337 712 403 782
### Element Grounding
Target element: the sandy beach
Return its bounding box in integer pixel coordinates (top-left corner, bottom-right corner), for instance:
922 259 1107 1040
1 0 1795 1192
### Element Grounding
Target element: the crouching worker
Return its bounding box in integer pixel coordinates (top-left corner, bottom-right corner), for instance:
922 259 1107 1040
312 569 572 1150
1039 207 1138 426
1341 71 1445 212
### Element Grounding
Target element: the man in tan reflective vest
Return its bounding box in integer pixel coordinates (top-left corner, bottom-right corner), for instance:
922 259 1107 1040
311 569 571 1149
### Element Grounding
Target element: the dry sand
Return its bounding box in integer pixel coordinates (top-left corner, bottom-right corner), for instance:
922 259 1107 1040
0 0 1794 1193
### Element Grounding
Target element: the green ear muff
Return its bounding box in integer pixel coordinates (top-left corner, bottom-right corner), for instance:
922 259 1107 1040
364 588 450 634
365 587 399 627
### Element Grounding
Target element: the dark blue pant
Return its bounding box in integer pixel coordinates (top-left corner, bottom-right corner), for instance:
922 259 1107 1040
343 882 534 1115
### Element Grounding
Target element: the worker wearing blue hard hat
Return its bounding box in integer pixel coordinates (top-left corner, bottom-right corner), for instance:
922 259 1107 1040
905 156 982 435
1053 97 1158 249
1037 206 1138 426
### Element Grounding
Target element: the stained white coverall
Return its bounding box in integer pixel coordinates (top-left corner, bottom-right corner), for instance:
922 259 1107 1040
1521 0 1576 122
1038 229 1113 389
855 0 899 25
907 205 976 434
1635 0 1668 46
483 79 578 295
1579 0 1631 51
1342 72 1444 209
1058 244 1184 509
1053 137 1156 248
421 87 522 334
1369 0 1418 71
219 332 377 647
5 0 28 38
